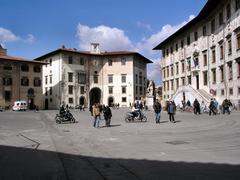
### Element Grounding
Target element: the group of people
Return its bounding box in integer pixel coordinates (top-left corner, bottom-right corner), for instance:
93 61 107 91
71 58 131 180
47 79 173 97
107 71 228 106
91 103 112 128
153 100 176 124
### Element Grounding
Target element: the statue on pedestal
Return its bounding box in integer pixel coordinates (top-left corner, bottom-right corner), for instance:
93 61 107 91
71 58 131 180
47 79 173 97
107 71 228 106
146 80 154 97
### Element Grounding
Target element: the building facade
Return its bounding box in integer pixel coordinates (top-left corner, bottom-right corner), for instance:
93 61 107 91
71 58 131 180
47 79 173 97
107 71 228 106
0 45 45 109
35 44 152 109
154 0 240 106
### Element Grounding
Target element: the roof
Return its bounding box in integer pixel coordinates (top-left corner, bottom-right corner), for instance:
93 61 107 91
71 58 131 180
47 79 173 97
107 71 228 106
0 55 46 64
34 48 153 63
153 0 224 50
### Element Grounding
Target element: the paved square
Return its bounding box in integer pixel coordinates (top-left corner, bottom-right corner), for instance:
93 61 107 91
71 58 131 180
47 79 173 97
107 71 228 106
0 108 240 179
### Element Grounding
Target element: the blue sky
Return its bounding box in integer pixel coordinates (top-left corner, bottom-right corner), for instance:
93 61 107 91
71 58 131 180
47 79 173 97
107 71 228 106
0 0 207 85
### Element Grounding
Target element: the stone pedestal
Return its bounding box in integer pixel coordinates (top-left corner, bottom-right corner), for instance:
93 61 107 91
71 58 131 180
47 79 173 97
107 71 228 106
146 96 154 110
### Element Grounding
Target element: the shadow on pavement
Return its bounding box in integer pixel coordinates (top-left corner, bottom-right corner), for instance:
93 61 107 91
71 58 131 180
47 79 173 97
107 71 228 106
0 145 239 180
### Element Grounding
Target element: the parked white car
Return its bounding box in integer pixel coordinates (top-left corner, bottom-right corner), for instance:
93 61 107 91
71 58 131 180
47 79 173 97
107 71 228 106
12 101 28 111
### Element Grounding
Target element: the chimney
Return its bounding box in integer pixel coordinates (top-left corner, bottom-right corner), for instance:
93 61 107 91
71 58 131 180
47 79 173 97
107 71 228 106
0 44 7 56
90 43 100 54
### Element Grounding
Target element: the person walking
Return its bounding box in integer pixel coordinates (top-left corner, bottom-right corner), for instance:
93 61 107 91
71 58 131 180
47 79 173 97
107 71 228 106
153 100 162 123
92 103 101 128
168 101 176 123
209 99 216 116
193 98 201 114
103 105 112 127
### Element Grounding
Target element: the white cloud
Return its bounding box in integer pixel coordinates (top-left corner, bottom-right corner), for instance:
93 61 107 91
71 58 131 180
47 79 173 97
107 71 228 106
136 21 153 31
148 58 162 85
76 24 134 51
136 15 195 56
0 27 35 44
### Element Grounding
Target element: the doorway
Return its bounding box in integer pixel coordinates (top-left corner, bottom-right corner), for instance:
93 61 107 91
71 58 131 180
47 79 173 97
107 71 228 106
196 75 199 90
108 96 114 107
79 96 85 106
89 87 101 107
45 99 49 110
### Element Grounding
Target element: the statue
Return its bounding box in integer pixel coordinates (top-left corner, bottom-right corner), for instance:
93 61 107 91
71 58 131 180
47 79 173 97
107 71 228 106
146 80 154 97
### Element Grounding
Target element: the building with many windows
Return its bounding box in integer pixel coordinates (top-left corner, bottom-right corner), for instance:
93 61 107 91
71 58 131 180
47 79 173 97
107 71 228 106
0 45 45 109
154 0 240 106
35 43 152 109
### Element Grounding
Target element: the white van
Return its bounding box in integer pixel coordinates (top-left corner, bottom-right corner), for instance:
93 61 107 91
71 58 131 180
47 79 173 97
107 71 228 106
12 101 28 111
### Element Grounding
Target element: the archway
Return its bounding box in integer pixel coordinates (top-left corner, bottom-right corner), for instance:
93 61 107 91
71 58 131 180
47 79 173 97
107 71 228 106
108 96 114 107
89 87 101 107
27 88 35 110
79 96 85 106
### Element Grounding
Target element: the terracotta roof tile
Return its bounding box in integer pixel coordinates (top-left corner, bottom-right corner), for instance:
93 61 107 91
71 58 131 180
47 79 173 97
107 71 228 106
0 55 46 64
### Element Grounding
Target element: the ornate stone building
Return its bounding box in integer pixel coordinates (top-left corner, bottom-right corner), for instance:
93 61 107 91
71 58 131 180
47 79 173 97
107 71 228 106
154 0 240 106
35 43 152 109
0 45 45 109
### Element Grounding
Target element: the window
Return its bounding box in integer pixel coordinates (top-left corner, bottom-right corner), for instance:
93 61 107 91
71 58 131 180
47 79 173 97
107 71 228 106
68 85 73 94
80 86 85 94
21 77 29 86
181 77 185 86
21 64 29 72
170 46 173 54
4 91 11 101
80 57 84 65
45 87 48 96
68 72 73 82
203 71 208 86
166 66 169 77
108 74 113 83
226 3 231 20
34 66 41 73
175 43 178 51
139 86 143 95
219 66 224 82
212 49 216 63
166 49 169 56
78 72 86 84
219 12 223 26
238 62 240 77
34 78 41 87
122 97 127 102
3 77 12 86
50 75 52 84
211 19 215 34
166 81 169 90
3 65 12 70
221 89 225 96
121 57 126 65
170 66 174 76
187 35 190 45
49 59 52 66
238 87 240 94
176 63 179 75
163 82 166 91
136 74 138 83
122 86 126 94
203 25 207 36
136 86 138 94
50 98 52 103
181 40 184 48
45 76 48 85
220 45 224 59
163 68 166 78
108 59 112 66
108 86 113 94
236 34 240 50
69 98 73 104
212 68 216 84
203 54 207 66
228 62 233 80
176 78 179 88
188 75 191 85
181 61 185 73
229 88 233 95
50 87 52 95
228 39 232 55
121 74 126 83
139 72 143 85
236 0 240 11
194 31 198 41
94 72 98 84
171 80 174 90
68 56 73 64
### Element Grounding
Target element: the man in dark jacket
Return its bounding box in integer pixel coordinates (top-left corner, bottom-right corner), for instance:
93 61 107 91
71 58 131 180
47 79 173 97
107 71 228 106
193 98 201 115
103 105 112 127
168 101 176 123
153 100 162 123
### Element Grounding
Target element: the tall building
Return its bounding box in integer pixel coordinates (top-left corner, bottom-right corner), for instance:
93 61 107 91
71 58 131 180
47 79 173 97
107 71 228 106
35 44 152 109
0 45 45 109
154 0 240 106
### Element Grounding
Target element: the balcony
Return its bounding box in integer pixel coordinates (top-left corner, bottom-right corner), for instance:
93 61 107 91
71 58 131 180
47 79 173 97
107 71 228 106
191 65 200 72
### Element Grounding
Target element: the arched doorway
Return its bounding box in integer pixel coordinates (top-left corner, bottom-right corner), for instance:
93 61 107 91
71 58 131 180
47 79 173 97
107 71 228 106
108 96 114 107
79 96 85 106
89 87 101 107
27 88 35 110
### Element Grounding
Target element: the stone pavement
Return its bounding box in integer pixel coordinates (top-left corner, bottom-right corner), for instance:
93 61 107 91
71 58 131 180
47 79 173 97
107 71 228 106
0 108 240 180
